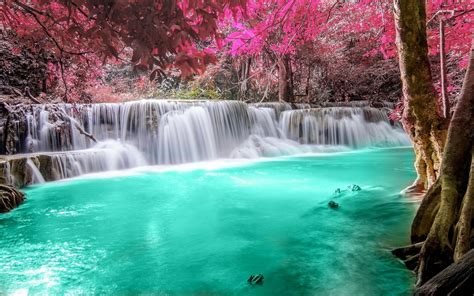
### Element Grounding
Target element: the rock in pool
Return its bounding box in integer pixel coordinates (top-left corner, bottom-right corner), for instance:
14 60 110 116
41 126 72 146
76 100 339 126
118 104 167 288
248 274 264 285
351 184 361 191
0 184 25 213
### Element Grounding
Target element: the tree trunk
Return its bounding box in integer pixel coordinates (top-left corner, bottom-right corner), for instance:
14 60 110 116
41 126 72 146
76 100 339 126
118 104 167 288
414 39 474 285
239 57 251 100
439 20 450 119
278 55 293 102
393 0 447 191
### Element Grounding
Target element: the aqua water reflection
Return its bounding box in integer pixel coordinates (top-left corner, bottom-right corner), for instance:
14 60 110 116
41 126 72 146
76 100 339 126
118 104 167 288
1 148 417 295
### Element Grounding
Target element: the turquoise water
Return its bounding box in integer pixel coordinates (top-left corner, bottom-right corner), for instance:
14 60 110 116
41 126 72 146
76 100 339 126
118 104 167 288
0 148 417 295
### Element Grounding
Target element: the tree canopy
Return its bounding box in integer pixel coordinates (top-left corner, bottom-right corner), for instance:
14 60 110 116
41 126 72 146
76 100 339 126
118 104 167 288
0 0 472 102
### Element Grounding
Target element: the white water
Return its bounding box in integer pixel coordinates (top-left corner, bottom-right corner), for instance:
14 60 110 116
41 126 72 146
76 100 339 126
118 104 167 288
12 100 411 183
25 159 45 184
49 140 147 180
280 108 409 148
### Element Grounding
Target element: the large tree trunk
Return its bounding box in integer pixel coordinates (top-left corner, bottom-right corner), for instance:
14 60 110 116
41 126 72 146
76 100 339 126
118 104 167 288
393 0 447 191
411 40 474 285
277 55 293 102
416 40 474 284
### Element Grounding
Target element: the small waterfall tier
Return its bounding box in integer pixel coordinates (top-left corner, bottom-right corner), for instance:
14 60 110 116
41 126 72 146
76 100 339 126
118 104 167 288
280 107 408 148
0 100 411 186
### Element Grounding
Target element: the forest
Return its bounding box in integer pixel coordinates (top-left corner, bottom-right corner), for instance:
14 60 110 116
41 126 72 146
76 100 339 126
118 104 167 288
0 0 473 295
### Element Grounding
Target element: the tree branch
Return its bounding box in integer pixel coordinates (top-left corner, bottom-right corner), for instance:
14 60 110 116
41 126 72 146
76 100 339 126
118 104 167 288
74 122 97 143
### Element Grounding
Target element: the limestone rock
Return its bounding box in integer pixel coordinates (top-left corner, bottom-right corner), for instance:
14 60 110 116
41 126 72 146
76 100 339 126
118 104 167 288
0 184 25 213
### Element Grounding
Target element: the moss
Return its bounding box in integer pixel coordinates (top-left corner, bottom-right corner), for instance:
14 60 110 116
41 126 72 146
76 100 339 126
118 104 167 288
148 86 224 100
170 87 222 100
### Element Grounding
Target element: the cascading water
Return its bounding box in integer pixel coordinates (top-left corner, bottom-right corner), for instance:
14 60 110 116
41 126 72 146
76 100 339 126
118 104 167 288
280 107 409 148
49 140 147 180
25 159 45 184
4 100 411 184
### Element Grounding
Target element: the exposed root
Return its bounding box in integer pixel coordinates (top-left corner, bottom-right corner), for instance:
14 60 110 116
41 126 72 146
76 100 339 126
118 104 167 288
392 241 424 259
404 253 420 271
453 149 474 261
417 234 453 286
414 41 474 286
415 249 474 295
411 179 441 243
392 242 424 270
25 86 42 104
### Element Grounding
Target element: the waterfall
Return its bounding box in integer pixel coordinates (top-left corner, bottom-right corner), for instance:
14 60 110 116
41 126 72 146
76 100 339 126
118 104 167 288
280 108 409 148
3 100 411 185
26 159 45 184
49 140 147 180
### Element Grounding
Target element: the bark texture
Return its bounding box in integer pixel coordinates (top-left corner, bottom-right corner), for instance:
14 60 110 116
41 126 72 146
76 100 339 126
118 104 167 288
418 42 474 284
277 55 293 102
439 20 450 119
414 249 474 296
412 40 474 285
393 0 447 191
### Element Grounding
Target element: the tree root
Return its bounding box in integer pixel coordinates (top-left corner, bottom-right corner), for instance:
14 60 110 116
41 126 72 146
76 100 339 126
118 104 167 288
25 86 42 104
411 179 441 243
404 253 420 271
453 149 474 261
414 249 474 295
392 242 424 270
415 41 474 286
392 241 424 259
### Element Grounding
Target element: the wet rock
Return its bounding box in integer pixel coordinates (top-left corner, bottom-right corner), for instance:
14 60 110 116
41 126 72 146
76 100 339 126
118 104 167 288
328 201 339 208
0 184 25 213
351 184 361 191
248 274 264 285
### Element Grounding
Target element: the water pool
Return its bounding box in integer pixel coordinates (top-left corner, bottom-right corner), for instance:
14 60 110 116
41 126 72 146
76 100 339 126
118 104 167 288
0 148 418 295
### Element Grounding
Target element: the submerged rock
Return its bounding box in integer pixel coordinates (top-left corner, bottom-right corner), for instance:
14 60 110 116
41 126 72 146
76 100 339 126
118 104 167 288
248 274 264 285
0 184 25 213
328 201 339 208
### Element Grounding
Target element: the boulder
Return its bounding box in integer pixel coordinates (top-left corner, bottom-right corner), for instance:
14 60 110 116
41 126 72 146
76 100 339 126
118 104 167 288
0 184 25 213
248 274 264 285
